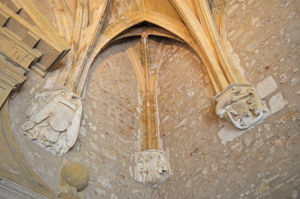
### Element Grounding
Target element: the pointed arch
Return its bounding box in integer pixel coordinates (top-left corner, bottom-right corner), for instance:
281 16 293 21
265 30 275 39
76 10 203 94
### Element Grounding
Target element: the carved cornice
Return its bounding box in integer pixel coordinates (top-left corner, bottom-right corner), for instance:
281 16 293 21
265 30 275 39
0 2 69 76
0 53 26 107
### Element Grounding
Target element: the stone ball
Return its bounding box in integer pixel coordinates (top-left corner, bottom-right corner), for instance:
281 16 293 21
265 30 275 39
57 192 77 199
61 162 89 191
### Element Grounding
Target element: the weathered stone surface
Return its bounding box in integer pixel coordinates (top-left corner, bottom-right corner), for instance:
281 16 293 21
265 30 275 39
218 123 247 145
269 92 288 114
22 87 82 155
290 77 299 87
97 176 112 190
61 162 89 191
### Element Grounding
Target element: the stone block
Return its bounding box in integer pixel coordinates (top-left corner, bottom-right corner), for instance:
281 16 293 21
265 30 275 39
269 92 288 114
0 0 20 13
22 31 40 48
0 10 9 26
256 76 278 99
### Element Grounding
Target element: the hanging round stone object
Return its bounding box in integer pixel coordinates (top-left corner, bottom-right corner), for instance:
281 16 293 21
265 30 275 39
61 162 89 191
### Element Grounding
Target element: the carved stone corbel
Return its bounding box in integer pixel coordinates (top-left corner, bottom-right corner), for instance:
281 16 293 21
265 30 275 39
134 150 171 186
215 84 269 129
22 87 82 155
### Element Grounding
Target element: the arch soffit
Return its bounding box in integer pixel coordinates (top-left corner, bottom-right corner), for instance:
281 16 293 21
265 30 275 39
78 10 204 94
92 11 202 66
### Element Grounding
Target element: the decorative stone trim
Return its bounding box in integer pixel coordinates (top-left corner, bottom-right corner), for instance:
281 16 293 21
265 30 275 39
134 150 171 186
22 87 82 155
215 83 269 129
0 178 47 199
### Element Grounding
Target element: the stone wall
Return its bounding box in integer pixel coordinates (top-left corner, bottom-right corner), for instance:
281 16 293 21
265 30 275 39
78 39 151 199
153 0 300 198
7 0 300 198
9 39 151 199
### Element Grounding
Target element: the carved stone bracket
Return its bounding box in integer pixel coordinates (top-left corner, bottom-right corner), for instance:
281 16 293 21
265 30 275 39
22 87 82 155
215 83 270 129
134 150 171 186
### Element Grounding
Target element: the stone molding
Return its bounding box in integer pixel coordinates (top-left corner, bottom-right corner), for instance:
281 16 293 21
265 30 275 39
215 83 269 129
0 53 27 107
0 178 47 199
